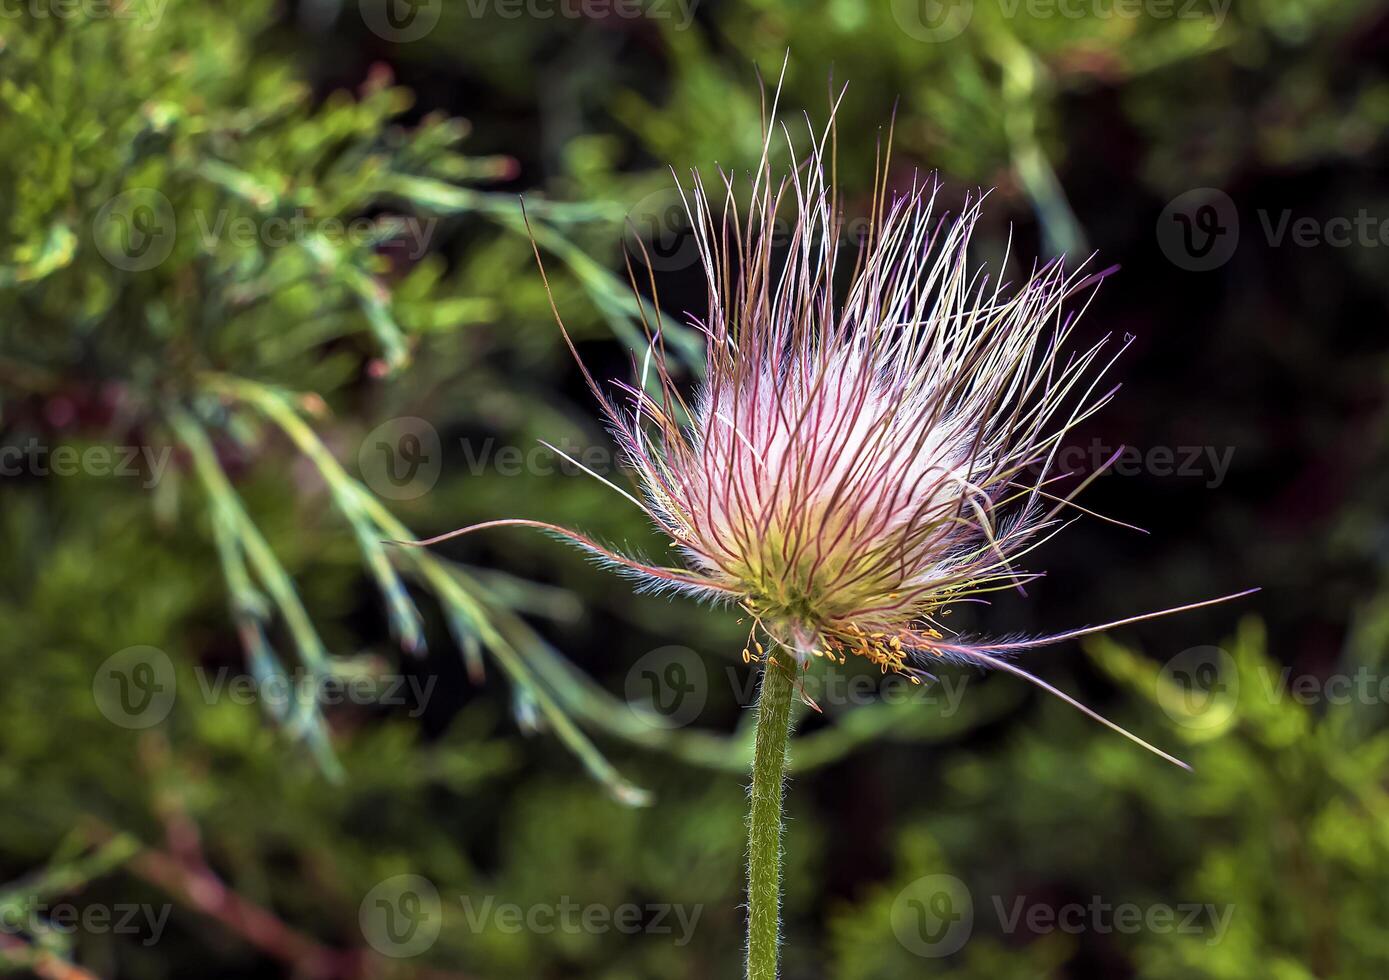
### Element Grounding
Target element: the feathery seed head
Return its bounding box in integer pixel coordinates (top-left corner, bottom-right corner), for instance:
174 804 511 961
415 94 1255 769
611 121 1113 675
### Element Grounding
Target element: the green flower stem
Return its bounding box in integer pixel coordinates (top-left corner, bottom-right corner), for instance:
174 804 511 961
747 657 796 980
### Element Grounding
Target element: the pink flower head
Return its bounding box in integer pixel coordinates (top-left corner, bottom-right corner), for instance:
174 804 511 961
419 100 1253 768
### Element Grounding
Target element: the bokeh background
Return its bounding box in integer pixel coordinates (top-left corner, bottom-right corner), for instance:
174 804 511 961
3 0 1387 977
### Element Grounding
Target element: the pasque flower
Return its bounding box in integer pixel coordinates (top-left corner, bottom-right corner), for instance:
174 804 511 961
411 97 1253 980
417 113 1250 767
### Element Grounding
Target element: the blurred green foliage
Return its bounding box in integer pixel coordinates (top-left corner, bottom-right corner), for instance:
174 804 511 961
2 0 1388 977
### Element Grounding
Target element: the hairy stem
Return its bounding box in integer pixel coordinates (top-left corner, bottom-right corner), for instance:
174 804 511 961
746 658 796 980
